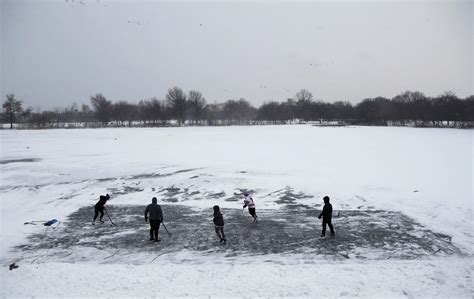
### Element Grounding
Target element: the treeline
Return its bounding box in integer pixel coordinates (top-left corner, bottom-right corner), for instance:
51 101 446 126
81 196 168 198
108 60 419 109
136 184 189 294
2 88 473 129
259 90 473 127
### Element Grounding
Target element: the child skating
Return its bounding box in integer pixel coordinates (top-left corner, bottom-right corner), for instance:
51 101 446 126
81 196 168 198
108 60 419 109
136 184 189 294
92 193 110 225
213 205 226 244
243 191 258 223
318 196 335 237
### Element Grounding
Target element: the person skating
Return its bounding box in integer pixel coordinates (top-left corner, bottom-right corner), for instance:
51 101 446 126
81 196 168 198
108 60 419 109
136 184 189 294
318 196 335 237
243 192 258 223
92 193 110 225
213 205 226 244
144 197 163 242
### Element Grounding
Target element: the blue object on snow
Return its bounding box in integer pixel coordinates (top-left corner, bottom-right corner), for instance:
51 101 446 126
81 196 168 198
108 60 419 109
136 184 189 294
43 219 58 226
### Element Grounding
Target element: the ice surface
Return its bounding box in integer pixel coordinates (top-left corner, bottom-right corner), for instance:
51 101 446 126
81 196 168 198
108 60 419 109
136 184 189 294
0 126 472 297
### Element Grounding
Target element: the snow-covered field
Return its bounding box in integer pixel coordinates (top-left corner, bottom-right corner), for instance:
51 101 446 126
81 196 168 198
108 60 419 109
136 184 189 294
0 125 472 297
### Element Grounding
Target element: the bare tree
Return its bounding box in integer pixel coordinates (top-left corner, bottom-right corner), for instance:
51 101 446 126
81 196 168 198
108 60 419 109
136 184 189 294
257 101 282 124
138 98 163 125
204 103 223 126
90 93 113 125
295 90 313 121
295 89 313 102
113 101 129 125
332 101 354 121
223 98 255 124
187 90 206 124
433 91 462 126
281 98 297 121
464 95 474 123
53 107 63 128
62 103 80 125
80 104 94 126
355 97 392 125
222 100 238 124
2 94 23 128
235 98 256 124
392 91 426 124
166 87 187 125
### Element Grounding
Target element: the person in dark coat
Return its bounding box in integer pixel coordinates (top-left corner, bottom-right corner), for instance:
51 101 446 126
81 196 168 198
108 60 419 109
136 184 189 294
92 193 110 224
318 196 335 237
145 197 163 242
213 205 226 244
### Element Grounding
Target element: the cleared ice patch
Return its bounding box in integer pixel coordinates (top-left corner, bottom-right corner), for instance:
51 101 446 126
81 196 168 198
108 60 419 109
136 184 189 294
13 204 462 265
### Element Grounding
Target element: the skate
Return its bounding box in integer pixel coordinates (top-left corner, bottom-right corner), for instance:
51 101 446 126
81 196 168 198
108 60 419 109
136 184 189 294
9 263 19 270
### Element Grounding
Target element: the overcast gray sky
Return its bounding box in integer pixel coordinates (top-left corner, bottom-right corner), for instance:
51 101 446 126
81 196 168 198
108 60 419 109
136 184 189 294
1 0 472 110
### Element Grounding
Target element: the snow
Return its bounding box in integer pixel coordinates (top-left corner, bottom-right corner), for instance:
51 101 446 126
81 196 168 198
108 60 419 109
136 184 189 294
0 125 472 297
1 257 472 298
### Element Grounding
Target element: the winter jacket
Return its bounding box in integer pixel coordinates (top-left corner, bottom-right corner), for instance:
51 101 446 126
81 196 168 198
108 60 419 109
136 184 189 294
145 203 163 221
319 203 333 219
95 195 109 208
213 211 224 226
243 195 256 208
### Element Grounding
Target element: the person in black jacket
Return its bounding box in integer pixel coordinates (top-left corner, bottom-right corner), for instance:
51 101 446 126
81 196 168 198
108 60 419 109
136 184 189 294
92 193 110 224
318 196 335 237
145 197 163 242
213 205 226 244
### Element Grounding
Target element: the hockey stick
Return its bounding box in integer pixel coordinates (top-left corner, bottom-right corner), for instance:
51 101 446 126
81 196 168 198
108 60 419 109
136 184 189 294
104 209 116 226
24 220 49 225
161 222 171 236
317 211 341 219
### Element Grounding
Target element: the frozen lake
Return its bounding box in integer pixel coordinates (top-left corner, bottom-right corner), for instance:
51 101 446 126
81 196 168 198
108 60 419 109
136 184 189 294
1 125 472 297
